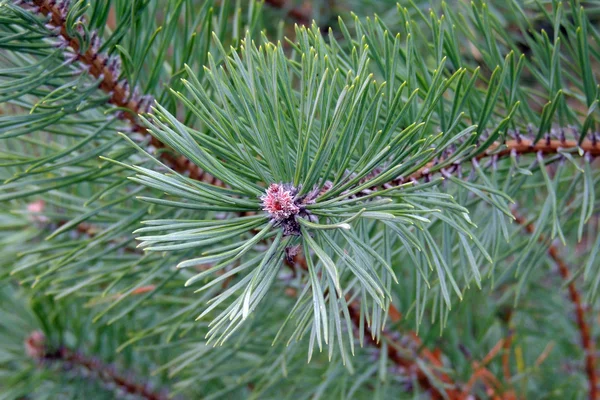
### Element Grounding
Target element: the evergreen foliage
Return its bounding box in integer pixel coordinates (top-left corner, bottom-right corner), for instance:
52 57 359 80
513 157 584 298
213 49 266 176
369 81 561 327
0 0 599 398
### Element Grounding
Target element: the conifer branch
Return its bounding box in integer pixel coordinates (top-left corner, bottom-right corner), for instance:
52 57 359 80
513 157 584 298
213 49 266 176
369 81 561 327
23 3 600 192
284 253 460 397
347 303 460 399
5 1 600 398
513 210 598 400
27 0 220 184
31 0 148 129
25 331 172 400
381 136 600 189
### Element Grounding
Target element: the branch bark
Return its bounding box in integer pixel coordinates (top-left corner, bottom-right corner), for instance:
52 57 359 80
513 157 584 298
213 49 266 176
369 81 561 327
513 210 598 400
31 0 220 184
383 137 600 188
25 331 171 400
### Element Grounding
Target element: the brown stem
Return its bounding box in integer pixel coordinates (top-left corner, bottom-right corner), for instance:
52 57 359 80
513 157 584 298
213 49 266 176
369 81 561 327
502 330 513 389
31 0 220 184
513 211 598 400
25 331 171 400
348 303 461 399
386 138 600 188
462 338 509 398
284 253 461 398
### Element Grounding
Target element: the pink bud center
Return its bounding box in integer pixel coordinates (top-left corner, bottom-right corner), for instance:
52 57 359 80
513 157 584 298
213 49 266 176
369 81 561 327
261 184 300 220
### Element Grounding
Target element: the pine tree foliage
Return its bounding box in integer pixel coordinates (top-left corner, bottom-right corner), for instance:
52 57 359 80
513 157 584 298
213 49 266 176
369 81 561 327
0 0 599 398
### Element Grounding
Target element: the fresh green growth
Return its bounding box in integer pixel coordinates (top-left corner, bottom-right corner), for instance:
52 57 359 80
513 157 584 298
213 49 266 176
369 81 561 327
0 0 599 398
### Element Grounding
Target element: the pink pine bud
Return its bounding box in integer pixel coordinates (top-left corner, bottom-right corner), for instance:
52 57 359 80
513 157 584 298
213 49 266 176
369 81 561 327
27 200 45 213
25 331 47 360
261 184 299 221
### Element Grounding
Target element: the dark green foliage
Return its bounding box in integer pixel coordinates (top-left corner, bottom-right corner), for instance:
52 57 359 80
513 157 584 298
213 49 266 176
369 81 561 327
0 0 599 398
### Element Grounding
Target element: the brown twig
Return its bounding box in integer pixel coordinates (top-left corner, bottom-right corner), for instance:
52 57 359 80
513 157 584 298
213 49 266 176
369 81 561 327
463 338 508 398
502 330 513 389
513 210 598 400
285 252 461 398
385 138 600 188
348 303 461 399
25 331 171 400
31 0 220 184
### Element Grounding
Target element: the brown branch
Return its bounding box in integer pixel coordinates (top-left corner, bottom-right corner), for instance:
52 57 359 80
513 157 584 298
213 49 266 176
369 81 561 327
30 0 220 184
462 338 508 398
386 137 600 188
502 330 513 389
348 303 461 399
25 331 171 400
513 210 598 400
285 253 461 398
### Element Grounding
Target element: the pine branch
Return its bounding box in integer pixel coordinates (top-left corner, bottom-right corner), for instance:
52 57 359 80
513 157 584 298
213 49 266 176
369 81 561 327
284 253 460 398
42 125 597 397
461 338 512 398
347 303 460 399
30 0 147 129
24 3 600 192
378 134 600 190
513 210 598 400
310 131 598 396
27 0 220 184
288 130 599 396
15 4 600 396
25 331 172 400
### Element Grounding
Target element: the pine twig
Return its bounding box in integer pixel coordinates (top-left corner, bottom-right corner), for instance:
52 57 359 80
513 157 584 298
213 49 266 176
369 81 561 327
346 303 460 399
502 330 514 390
28 0 220 184
513 210 598 400
381 136 600 189
462 338 507 398
284 253 460 398
25 331 171 400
